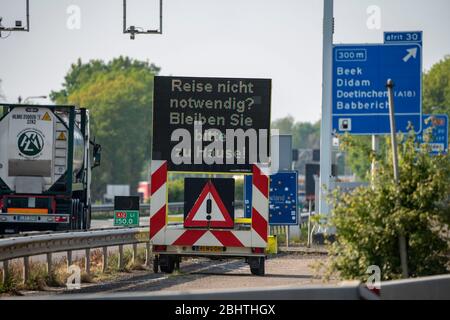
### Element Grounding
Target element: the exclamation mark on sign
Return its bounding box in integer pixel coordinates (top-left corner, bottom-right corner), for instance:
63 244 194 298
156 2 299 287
206 198 212 221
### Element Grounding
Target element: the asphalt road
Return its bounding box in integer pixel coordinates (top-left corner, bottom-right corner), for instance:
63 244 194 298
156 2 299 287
20 253 335 297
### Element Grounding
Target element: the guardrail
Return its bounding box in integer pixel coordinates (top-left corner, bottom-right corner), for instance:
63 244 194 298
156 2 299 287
0 228 150 284
91 201 244 214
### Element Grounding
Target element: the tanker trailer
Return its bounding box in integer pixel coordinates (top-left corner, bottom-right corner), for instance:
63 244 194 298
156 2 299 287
0 104 101 234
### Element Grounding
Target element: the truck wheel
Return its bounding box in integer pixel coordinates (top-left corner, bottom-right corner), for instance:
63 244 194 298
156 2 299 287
159 255 175 274
70 200 78 230
250 257 265 276
79 203 86 230
84 204 91 230
71 199 82 230
76 200 82 230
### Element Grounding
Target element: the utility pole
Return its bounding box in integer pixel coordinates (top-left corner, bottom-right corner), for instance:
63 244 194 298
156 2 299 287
387 79 409 279
319 0 334 218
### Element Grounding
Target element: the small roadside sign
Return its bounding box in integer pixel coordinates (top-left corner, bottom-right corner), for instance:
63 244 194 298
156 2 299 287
384 31 422 44
114 196 140 227
416 114 448 155
244 171 298 225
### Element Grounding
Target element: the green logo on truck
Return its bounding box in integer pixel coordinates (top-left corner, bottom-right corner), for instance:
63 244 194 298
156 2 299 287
18 130 44 156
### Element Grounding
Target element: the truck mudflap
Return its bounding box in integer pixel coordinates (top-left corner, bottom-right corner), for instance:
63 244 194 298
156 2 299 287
0 213 70 224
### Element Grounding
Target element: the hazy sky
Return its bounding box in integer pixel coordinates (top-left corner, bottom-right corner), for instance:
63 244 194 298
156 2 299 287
0 0 449 123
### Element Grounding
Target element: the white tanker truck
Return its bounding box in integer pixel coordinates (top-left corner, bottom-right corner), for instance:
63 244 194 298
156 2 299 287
0 104 101 234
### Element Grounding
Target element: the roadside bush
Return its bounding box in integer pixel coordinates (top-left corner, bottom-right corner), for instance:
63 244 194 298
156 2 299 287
326 131 450 281
168 179 184 203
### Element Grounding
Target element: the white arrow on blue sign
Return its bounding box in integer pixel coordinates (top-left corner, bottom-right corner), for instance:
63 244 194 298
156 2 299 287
332 43 422 135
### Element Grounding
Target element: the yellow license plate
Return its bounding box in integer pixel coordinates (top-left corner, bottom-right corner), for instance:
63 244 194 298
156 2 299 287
198 246 223 253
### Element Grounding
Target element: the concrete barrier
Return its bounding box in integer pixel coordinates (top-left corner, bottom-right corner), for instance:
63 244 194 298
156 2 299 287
380 274 450 300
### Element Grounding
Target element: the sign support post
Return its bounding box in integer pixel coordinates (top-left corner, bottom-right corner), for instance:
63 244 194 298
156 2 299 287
307 200 312 248
387 79 409 279
319 0 334 219
371 135 380 187
285 226 289 249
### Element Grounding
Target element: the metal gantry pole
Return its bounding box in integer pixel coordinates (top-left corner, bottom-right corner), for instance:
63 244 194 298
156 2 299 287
123 0 127 33
319 0 334 219
159 0 163 34
387 79 409 279
26 0 30 32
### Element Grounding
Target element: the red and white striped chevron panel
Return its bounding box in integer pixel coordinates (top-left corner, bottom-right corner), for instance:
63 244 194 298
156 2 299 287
250 164 270 248
149 160 167 244
149 163 269 248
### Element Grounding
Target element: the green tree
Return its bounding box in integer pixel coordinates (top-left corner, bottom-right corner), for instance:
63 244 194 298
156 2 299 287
50 57 160 200
423 55 450 117
326 132 450 281
292 121 320 149
272 115 295 134
272 115 320 149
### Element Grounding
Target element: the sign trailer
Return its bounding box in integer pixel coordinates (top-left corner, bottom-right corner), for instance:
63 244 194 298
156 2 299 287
150 76 271 276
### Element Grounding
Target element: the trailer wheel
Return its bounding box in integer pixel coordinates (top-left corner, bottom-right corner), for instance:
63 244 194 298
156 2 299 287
153 255 159 273
250 257 265 276
159 255 175 274
81 203 91 230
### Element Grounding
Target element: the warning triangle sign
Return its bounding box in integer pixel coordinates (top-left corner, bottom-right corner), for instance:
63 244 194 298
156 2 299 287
184 181 234 228
42 112 51 121
57 132 67 141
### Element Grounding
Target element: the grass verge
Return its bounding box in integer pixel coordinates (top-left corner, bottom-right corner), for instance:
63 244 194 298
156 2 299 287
0 246 150 295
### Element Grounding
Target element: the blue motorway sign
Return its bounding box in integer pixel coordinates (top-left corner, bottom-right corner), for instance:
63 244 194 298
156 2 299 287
332 43 422 135
244 171 298 225
384 31 422 44
416 114 448 155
